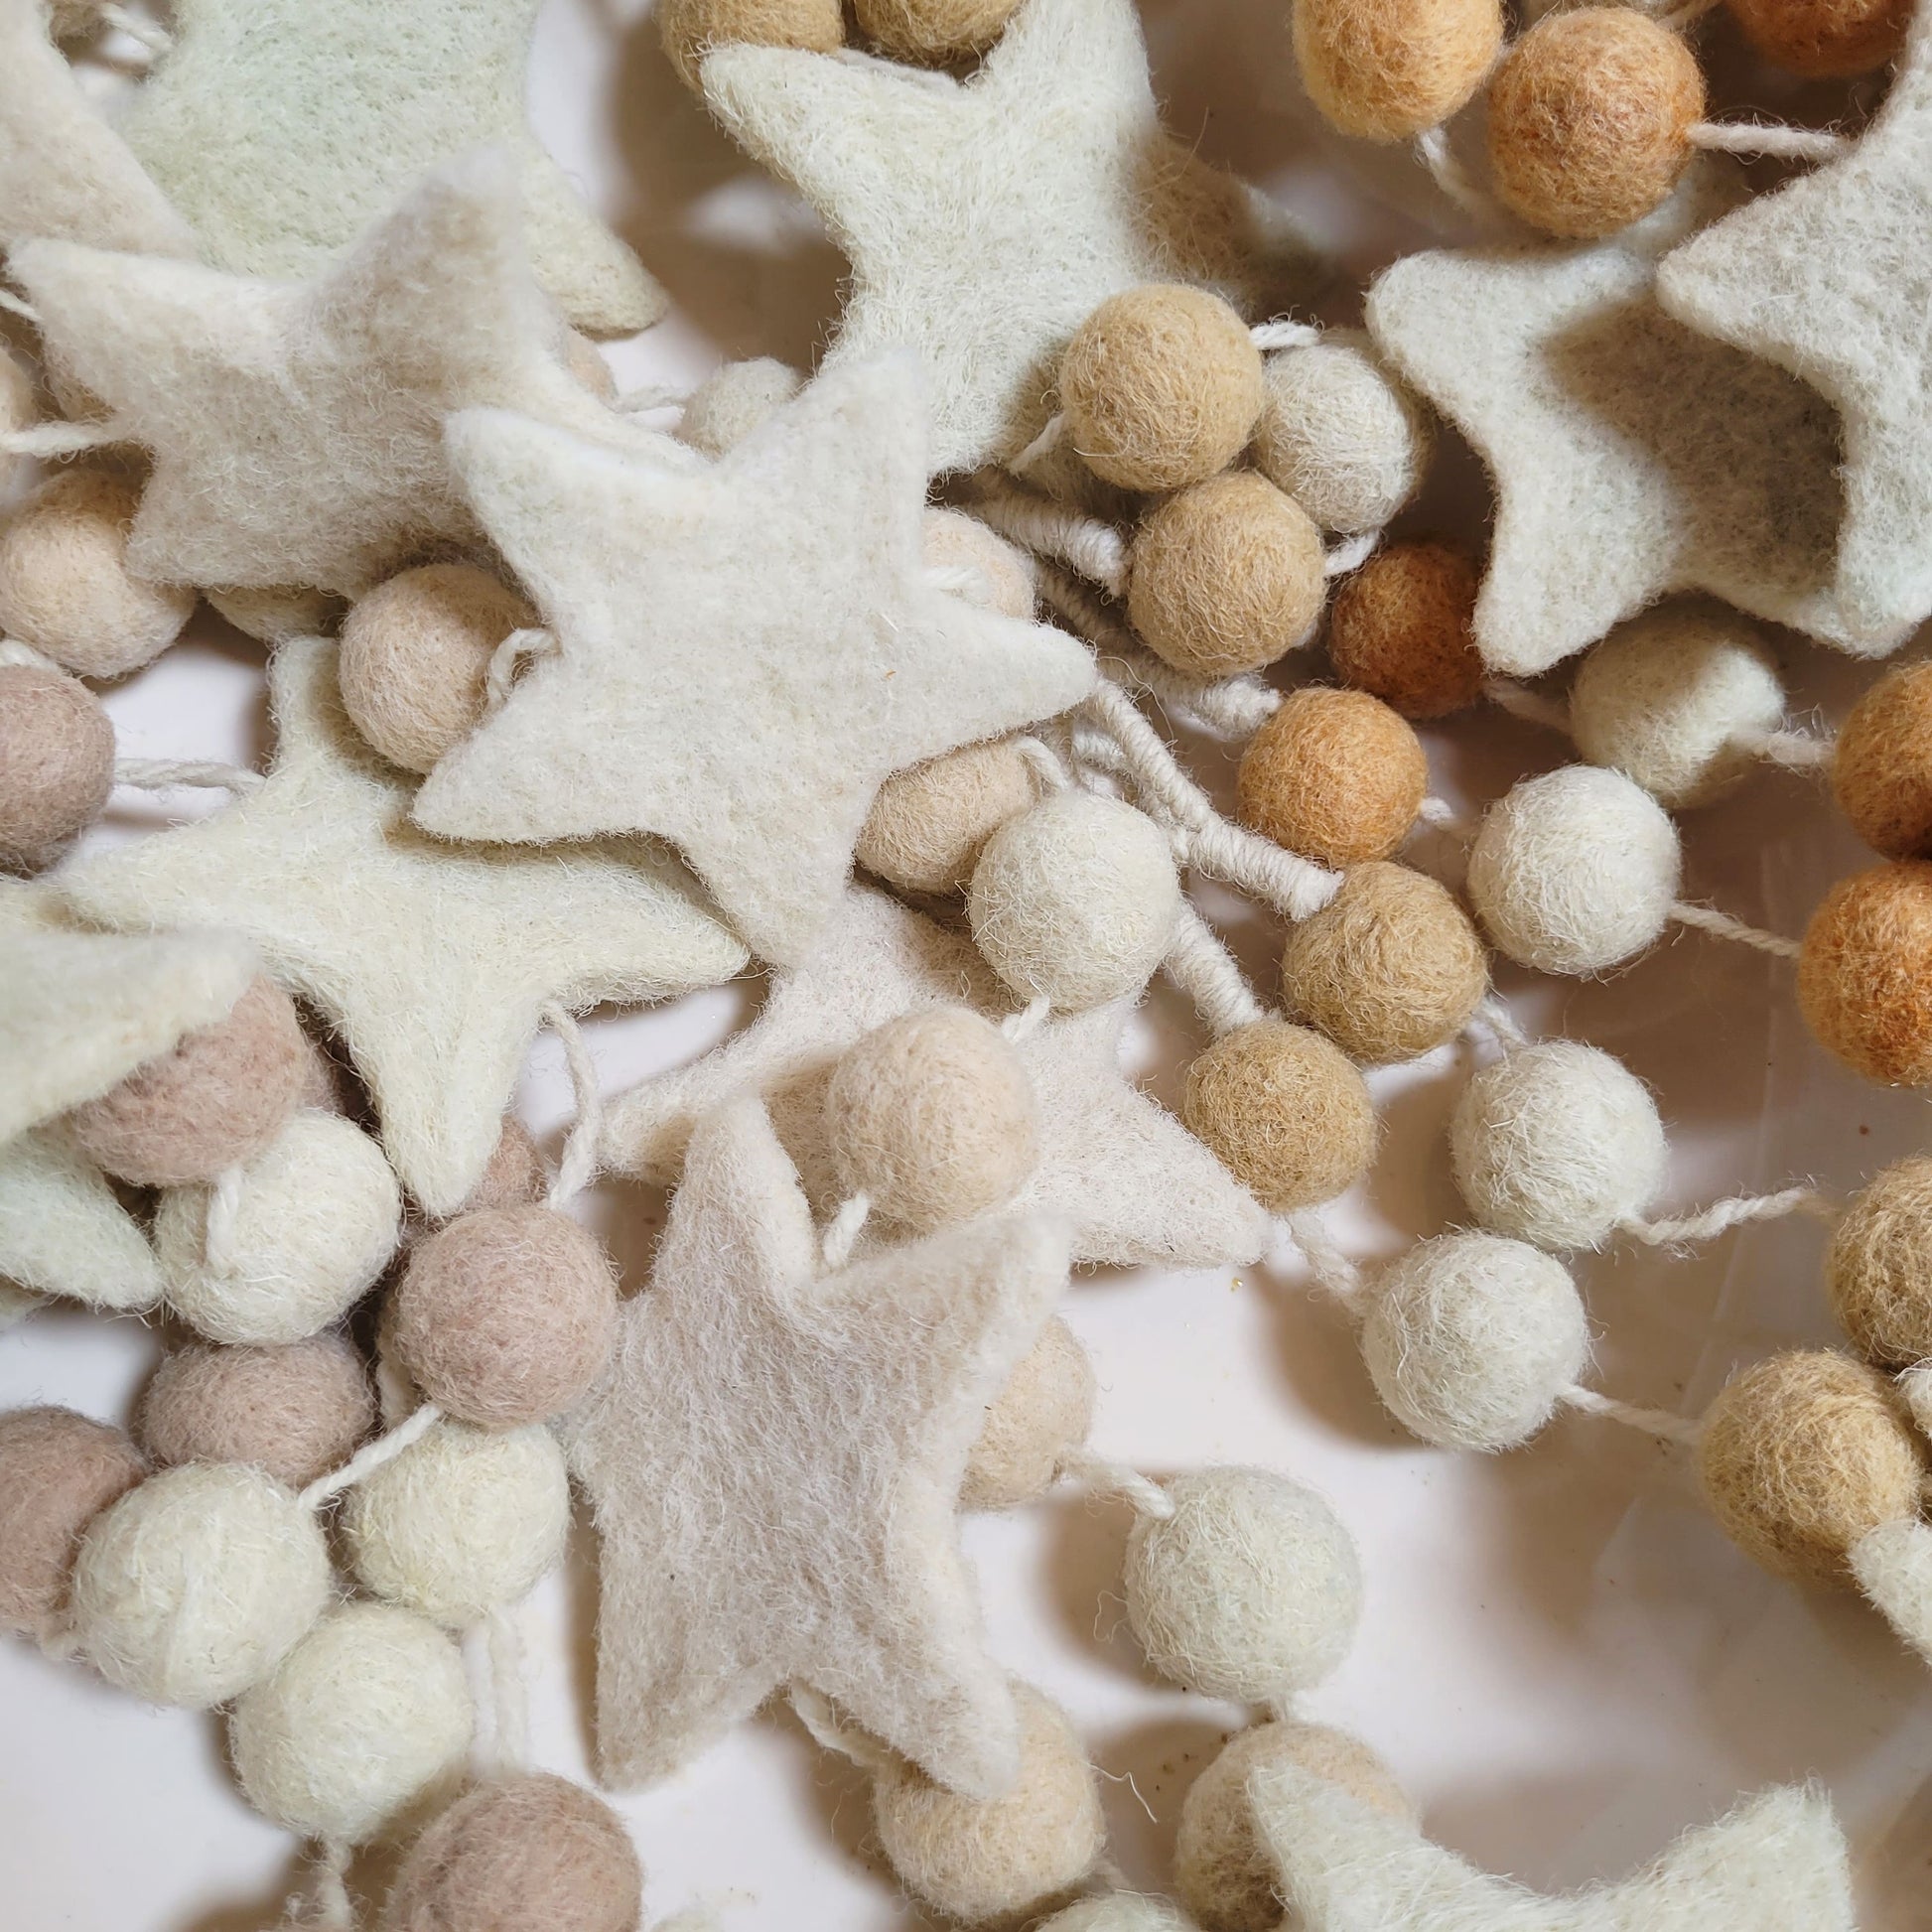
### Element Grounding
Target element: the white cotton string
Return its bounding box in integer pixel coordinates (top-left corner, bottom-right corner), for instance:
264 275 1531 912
1008 411 1066 473
486 1604 529 1771
1471 993 1530 1050
1557 1383 1704 1447
541 1003 602 1208
1481 679 1572 735
462 1622 499 1774
1001 997 1050 1042
1056 1447 1176 1520
99 3 173 51
484 626 556 716
114 758 264 794
1688 120 1850 162
297 1402 443 1512
1282 1209 1368 1313
925 561 994 601
0 419 124 458
789 1683 899 1775
1738 726 1835 770
968 483 1129 598
1414 124 1504 222
820 1192 872 1270
614 382 690 413
1668 900 1802 958
1416 794 1478 843
1163 903 1266 1037
1013 734 1071 793
202 1164 246 1276
1323 530 1381 577
373 1346 414 1431
0 288 40 327
1250 318 1323 351
303 1843 354 1931
1619 1185 1837 1247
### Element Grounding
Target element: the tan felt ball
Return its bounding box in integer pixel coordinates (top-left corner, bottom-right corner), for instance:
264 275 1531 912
391 1205 618 1430
660 0 843 91
1184 1020 1377 1212
1725 0 1909 74
873 1683 1105 1922
1799 862 1932 1086
68 976 308 1186
1827 1157 1932 1368
1834 661 1932 860
207 586 347 644
1293 0 1504 140
1058 285 1265 494
857 0 1024 61
962 1314 1095 1511
340 564 537 775
139 1334 375 1491
858 738 1038 895
1282 861 1488 1063
1700 1350 1923 1584
454 1115 550 1216
1326 539 1483 719
0 1407 145 1641
923 507 1037 621
0 663 114 873
1128 472 1325 678
1236 686 1428 866
378 1773 643 1932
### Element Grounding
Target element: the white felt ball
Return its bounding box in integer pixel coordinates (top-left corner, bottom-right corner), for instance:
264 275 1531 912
1124 1467 1362 1701
1362 1232 1589 1450
229 1602 473 1845
1570 607 1784 808
69 1463 331 1709
1465 764 1680 975
969 793 1181 1012
1038 1899 1192 1932
345 1420 570 1626
675 357 803 458
155 1110 403 1344
1450 1040 1668 1250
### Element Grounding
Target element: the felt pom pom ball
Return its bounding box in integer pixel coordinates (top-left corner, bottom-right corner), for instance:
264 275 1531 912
1293 0 1504 139
1038 1899 1190 1932
1723 0 1909 74
70 1463 331 1708
855 0 1022 60
0 662 114 873
857 738 1037 895
969 793 1180 1012
922 507 1036 621
1799 862 1932 1085
963 1314 1095 1510
1466 764 1681 975
453 1114 550 1216
1827 1158 1932 1368
659 0 843 91
1125 1467 1362 1700
1362 1232 1589 1450
675 357 803 458
0 1407 146 1641
207 585 345 645
1833 661 1932 860
1325 539 1483 720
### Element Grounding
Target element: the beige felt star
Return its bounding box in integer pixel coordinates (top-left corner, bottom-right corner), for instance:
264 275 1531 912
118 0 662 334
10 153 638 597
1657 11 1932 646
0 1126 161 1313
566 1095 1068 1797
700 0 1312 474
410 354 1096 966
600 885 1269 1271
1251 1763 1856 1932
1365 168 1885 675
58 640 747 1218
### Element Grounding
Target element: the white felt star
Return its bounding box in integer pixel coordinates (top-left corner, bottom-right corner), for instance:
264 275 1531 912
410 354 1096 966
599 886 1269 1271
700 0 1311 474
0 1126 161 1313
10 154 636 597
118 0 662 334
566 1095 1068 1797
1251 1763 1856 1932
58 640 747 1218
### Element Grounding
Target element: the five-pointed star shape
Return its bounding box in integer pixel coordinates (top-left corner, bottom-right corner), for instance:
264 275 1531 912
699 0 1313 474
565 1095 1068 1797
1657 10 1932 647
119 0 661 335
599 885 1269 1271
1252 1764 1856 1932
10 153 636 597
410 353 1097 966
0 1126 161 1315
57 639 747 1218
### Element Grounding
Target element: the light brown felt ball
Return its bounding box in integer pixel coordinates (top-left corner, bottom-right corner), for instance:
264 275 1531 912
1183 1020 1377 1212
658 0 843 90
391 1205 618 1430
962 1315 1096 1511
857 0 1022 61
1833 661 1932 860
1127 472 1325 678
1293 0 1504 140
1798 862 1932 1086
0 1407 146 1640
1325 539 1483 720
1058 286 1265 494
378 1773 644 1932
1282 862 1488 1063
1236 686 1428 866
0 662 115 873
1827 1158 1932 1369
339 564 537 775
1724 0 1909 74
453 1115 549 1216
923 508 1036 621
68 976 309 1186
1700 1350 1923 1584
139 1334 376 1491
858 739 1038 895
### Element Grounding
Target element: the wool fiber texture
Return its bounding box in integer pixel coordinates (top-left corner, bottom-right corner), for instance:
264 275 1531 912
920 508 1038 620
1037 1898 1191 1932
1833 660 1932 859
564 1097 1068 1798
0 1407 146 1641
855 0 1022 62
674 355 804 456
0 663 113 873
1798 860 1932 1085
857 737 1038 895
0 1126 164 1311
1827 1156 1932 1365
454 1115 549 1216
1324 539 1482 719
962 1314 1095 1510
659 0 844 92
1850 1519 1932 1667
205 584 345 646
1292 0 1502 140
1723 0 1907 72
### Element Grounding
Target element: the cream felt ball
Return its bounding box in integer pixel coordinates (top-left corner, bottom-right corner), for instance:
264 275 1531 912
1834 661 1932 860
1799 862 1932 1086
1362 1232 1589 1451
345 1420 570 1626
1466 764 1681 975
156 1109 404 1344
0 1407 146 1641
857 738 1038 896
962 1314 1095 1511
1570 607 1783 809
872 1682 1105 1922
923 508 1036 621
1724 0 1909 73
1124 1467 1363 1701
1449 1040 1667 1250
675 357 803 458
0 662 115 874
1294 0 1503 139
390 1204 618 1429
969 793 1180 1013
1828 1158 1932 1368
660 0 843 91
825 1009 1038 1231
858 0 1024 62
377 1773 644 1932
230 1602 474 1844
1325 538 1483 720
207 585 347 645
69 1462 331 1708
1038 1900 1190 1932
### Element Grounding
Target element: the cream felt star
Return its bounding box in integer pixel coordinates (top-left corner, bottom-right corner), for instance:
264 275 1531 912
600 886 1269 1271
10 154 638 597
700 0 1313 474
57 640 747 1218
1250 1764 1856 1932
565 1095 1068 1797
0 1127 161 1313
410 354 1097 966
118 0 662 335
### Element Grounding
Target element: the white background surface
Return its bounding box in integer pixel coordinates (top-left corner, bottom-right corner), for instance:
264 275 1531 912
5 2 1932 1926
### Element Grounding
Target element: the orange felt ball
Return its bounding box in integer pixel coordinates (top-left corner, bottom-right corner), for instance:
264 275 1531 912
1325 539 1483 720
1293 0 1504 141
1833 661 1932 860
1798 862 1932 1085
1725 0 1909 74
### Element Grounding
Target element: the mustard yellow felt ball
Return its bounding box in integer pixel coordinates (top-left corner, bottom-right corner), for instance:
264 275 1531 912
1798 862 1932 1086
1293 0 1504 141
857 0 1022 62
1834 661 1932 860
1725 0 1909 74
1828 1158 1932 1370
1326 539 1483 720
